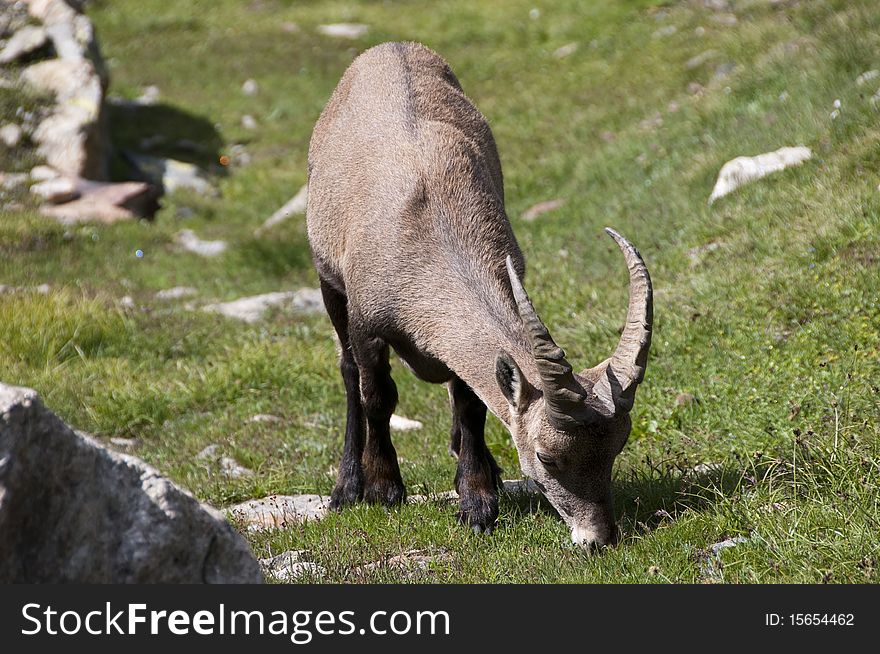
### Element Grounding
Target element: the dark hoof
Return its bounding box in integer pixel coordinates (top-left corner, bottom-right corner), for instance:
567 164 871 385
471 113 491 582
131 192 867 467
329 475 363 511
363 477 407 507
457 489 499 533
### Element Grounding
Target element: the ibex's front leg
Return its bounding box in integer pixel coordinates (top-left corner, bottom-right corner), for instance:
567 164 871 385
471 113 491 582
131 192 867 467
320 278 366 510
449 376 502 532
350 322 406 507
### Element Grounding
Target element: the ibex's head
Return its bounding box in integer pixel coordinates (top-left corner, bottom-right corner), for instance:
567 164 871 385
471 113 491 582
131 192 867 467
496 228 652 549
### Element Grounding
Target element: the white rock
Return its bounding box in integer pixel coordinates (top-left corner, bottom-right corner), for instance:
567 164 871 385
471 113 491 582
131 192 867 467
708 146 812 204
124 152 214 196
316 23 369 39
0 123 23 148
0 25 48 64
248 414 282 424
155 286 198 300
219 456 254 478
389 414 423 431
119 295 134 308
241 114 257 130
255 184 308 235
241 79 259 96
553 43 578 59
228 495 330 532
202 288 322 323
30 177 80 204
30 165 59 181
685 49 719 70
856 70 879 86
175 229 227 257
203 292 294 323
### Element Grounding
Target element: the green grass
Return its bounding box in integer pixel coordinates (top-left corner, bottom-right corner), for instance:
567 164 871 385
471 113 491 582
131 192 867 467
2 0 879 583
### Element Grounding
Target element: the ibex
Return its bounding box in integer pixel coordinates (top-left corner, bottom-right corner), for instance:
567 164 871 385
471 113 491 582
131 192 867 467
306 42 652 548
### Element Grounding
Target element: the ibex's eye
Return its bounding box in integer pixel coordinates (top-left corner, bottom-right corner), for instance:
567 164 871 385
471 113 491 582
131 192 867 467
536 451 558 468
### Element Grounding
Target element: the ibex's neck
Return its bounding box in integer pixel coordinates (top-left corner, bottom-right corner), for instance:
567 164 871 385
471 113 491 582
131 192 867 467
428 279 540 426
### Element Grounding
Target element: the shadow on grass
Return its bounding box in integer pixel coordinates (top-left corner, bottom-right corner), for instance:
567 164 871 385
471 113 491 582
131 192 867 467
106 102 225 179
499 465 745 540
614 465 744 539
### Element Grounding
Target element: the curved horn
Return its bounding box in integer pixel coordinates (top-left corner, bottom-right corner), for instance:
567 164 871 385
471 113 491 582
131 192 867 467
603 228 653 412
505 256 600 429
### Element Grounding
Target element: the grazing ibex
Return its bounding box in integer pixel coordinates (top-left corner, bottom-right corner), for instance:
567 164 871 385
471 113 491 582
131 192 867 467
307 42 652 548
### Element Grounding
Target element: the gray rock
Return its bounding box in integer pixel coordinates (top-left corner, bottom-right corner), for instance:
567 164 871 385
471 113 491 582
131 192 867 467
685 49 719 70
175 229 227 257
124 151 214 195
0 382 263 583
241 114 257 130
241 78 258 96
196 444 221 460
0 25 48 64
553 42 578 59
255 183 308 235
30 176 79 203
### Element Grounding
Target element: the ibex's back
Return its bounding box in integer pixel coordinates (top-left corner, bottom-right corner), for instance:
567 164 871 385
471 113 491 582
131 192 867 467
307 42 653 548
308 42 525 390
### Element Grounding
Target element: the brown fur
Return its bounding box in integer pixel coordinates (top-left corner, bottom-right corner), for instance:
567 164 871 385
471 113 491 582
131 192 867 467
307 42 650 546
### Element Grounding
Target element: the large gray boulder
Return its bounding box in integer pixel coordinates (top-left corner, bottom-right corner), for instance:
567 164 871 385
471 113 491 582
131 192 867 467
0 383 263 583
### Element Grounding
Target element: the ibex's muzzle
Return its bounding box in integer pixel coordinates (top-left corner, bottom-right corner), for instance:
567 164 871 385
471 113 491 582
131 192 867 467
570 503 618 549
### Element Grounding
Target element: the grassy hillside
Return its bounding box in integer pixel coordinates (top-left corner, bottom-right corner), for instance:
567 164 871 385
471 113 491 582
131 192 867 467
2 0 878 582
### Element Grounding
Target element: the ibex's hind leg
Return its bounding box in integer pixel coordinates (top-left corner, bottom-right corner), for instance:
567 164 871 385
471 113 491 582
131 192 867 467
320 278 365 510
349 323 406 506
449 376 502 532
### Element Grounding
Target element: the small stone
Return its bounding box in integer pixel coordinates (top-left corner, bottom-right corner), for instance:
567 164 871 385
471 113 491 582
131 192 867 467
249 413 282 424
0 123 23 148
685 49 719 70
175 229 227 257
713 61 736 80
119 296 134 308
553 42 578 59
40 180 159 224
241 79 259 96
522 198 565 221
196 444 220 460
219 457 254 478
155 286 198 300
855 70 879 86
281 22 300 33
687 81 705 95
709 146 812 204
675 392 697 407
124 152 214 196
316 23 369 39
709 13 738 26
137 85 160 105
260 551 325 582
241 114 258 130
648 565 660 576
255 184 308 235
389 414 423 431
691 462 722 475
30 177 80 204
652 25 677 39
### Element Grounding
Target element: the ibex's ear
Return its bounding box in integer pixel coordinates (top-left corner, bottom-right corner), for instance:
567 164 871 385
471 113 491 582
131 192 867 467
495 351 525 411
